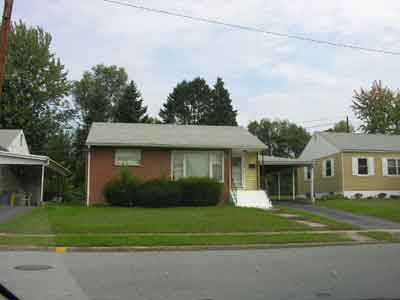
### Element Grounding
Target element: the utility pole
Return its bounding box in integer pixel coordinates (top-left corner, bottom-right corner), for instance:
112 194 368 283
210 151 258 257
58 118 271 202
0 0 14 97
346 115 350 133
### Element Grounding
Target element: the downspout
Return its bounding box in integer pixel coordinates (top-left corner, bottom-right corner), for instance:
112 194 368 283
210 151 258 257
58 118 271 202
86 146 91 207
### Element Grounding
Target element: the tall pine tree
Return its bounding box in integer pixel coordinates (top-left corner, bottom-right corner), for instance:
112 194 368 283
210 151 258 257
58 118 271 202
159 78 211 124
114 81 148 123
206 77 237 125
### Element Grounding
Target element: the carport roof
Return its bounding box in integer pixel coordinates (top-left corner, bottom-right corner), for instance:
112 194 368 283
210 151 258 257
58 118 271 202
259 155 312 167
0 151 70 176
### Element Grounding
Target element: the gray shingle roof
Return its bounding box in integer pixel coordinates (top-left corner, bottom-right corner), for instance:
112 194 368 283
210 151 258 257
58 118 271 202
319 132 400 152
0 129 21 151
86 123 266 150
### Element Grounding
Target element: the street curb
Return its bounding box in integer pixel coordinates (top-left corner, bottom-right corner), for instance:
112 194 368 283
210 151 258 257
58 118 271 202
0 241 390 253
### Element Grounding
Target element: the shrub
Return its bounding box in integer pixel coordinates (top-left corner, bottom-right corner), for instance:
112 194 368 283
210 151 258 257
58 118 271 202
104 167 139 206
377 193 387 199
178 177 223 206
390 195 400 199
354 193 363 199
136 179 181 207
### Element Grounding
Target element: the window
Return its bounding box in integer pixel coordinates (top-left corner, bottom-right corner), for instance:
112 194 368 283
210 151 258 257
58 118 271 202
323 159 334 177
358 158 368 175
384 158 400 176
304 167 311 181
352 157 374 176
115 149 142 166
172 151 224 182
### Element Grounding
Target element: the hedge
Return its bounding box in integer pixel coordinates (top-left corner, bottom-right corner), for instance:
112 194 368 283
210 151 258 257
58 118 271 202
103 169 223 207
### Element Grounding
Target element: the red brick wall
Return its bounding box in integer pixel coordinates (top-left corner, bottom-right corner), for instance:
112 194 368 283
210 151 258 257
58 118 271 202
87 147 231 205
88 147 171 204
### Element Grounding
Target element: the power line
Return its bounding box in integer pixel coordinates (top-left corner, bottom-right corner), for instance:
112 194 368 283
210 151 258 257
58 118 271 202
103 0 400 56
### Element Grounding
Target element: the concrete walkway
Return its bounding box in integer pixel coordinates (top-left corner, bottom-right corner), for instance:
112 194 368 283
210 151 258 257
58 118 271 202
277 202 400 229
0 206 32 224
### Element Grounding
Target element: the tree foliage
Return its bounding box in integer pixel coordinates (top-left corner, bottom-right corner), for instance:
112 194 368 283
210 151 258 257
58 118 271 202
248 119 311 158
352 81 400 134
73 64 128 126
159 77 237 125
206 78 237 125
326 120 355 133
0 21 72 155
114 81 148 123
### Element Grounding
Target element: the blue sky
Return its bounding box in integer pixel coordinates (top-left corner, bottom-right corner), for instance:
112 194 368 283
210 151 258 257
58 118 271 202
8 0 400 130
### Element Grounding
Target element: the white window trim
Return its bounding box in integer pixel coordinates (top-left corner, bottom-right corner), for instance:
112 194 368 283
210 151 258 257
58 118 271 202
322 158 334 178
352 157 374 177
304 166 311 182
171 150 225 183
114 149 142 166
382 157 400 177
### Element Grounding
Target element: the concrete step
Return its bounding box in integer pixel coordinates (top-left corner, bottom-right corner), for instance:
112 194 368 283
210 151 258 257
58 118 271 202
232 190 272 210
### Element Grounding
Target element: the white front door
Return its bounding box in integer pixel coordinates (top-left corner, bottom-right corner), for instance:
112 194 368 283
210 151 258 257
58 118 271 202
232 157 243 189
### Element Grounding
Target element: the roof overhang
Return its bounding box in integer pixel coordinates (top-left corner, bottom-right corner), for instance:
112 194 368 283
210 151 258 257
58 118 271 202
0 151 70 176
259 155 313 167
87 143 267 151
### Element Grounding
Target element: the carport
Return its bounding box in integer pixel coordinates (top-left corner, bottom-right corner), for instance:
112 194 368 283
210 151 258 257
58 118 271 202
0 151 69 206
259 155 314 201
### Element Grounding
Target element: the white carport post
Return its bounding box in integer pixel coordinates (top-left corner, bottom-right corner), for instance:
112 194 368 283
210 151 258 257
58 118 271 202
277 172 281 201
310 164 315 203
292 168 296 201
39 164 45 205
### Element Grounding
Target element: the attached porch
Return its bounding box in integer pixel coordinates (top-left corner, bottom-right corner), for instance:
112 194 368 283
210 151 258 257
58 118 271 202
230 150 272 209
0 151 69 206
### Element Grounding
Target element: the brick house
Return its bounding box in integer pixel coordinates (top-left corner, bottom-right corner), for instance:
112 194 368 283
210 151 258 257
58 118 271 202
85 123 271 208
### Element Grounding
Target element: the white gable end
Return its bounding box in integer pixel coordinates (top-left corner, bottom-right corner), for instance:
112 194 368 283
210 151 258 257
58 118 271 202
300 133 340 160
7 131 30 155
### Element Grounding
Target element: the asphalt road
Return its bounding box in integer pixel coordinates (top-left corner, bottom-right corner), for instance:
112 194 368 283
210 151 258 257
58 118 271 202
1 244 400 300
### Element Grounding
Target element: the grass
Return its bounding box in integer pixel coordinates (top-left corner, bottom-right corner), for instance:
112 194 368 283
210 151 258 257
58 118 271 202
318 199 400 223
276 207 356 230
0 204 306 234
0 233 352 247
0 204 354 234
360 231 398 242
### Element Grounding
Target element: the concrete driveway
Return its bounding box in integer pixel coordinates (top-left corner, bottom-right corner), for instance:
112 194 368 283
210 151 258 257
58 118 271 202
0 206 32 224
277 201 400 229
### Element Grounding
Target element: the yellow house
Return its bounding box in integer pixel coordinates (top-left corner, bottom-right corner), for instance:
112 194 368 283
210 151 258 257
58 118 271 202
297 132 400 199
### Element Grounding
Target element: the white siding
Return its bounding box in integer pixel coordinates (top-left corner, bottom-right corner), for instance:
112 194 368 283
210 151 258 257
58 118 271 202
7 132 30 155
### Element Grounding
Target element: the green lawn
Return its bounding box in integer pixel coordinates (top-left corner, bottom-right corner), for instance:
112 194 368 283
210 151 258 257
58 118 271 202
318 199 400 223
0 233 351 247
360 231 399 242
0 204 351 234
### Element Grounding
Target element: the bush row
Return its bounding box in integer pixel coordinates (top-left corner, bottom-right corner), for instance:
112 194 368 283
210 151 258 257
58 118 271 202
104 168 223 207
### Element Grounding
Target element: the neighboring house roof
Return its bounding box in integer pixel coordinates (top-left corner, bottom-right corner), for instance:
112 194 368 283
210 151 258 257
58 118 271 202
319 132 400 152
259 155 312 166
86 122 267 150
0 129 21 151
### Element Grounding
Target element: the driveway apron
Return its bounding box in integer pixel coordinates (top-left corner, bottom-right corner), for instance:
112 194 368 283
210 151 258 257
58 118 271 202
277 202 400 230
